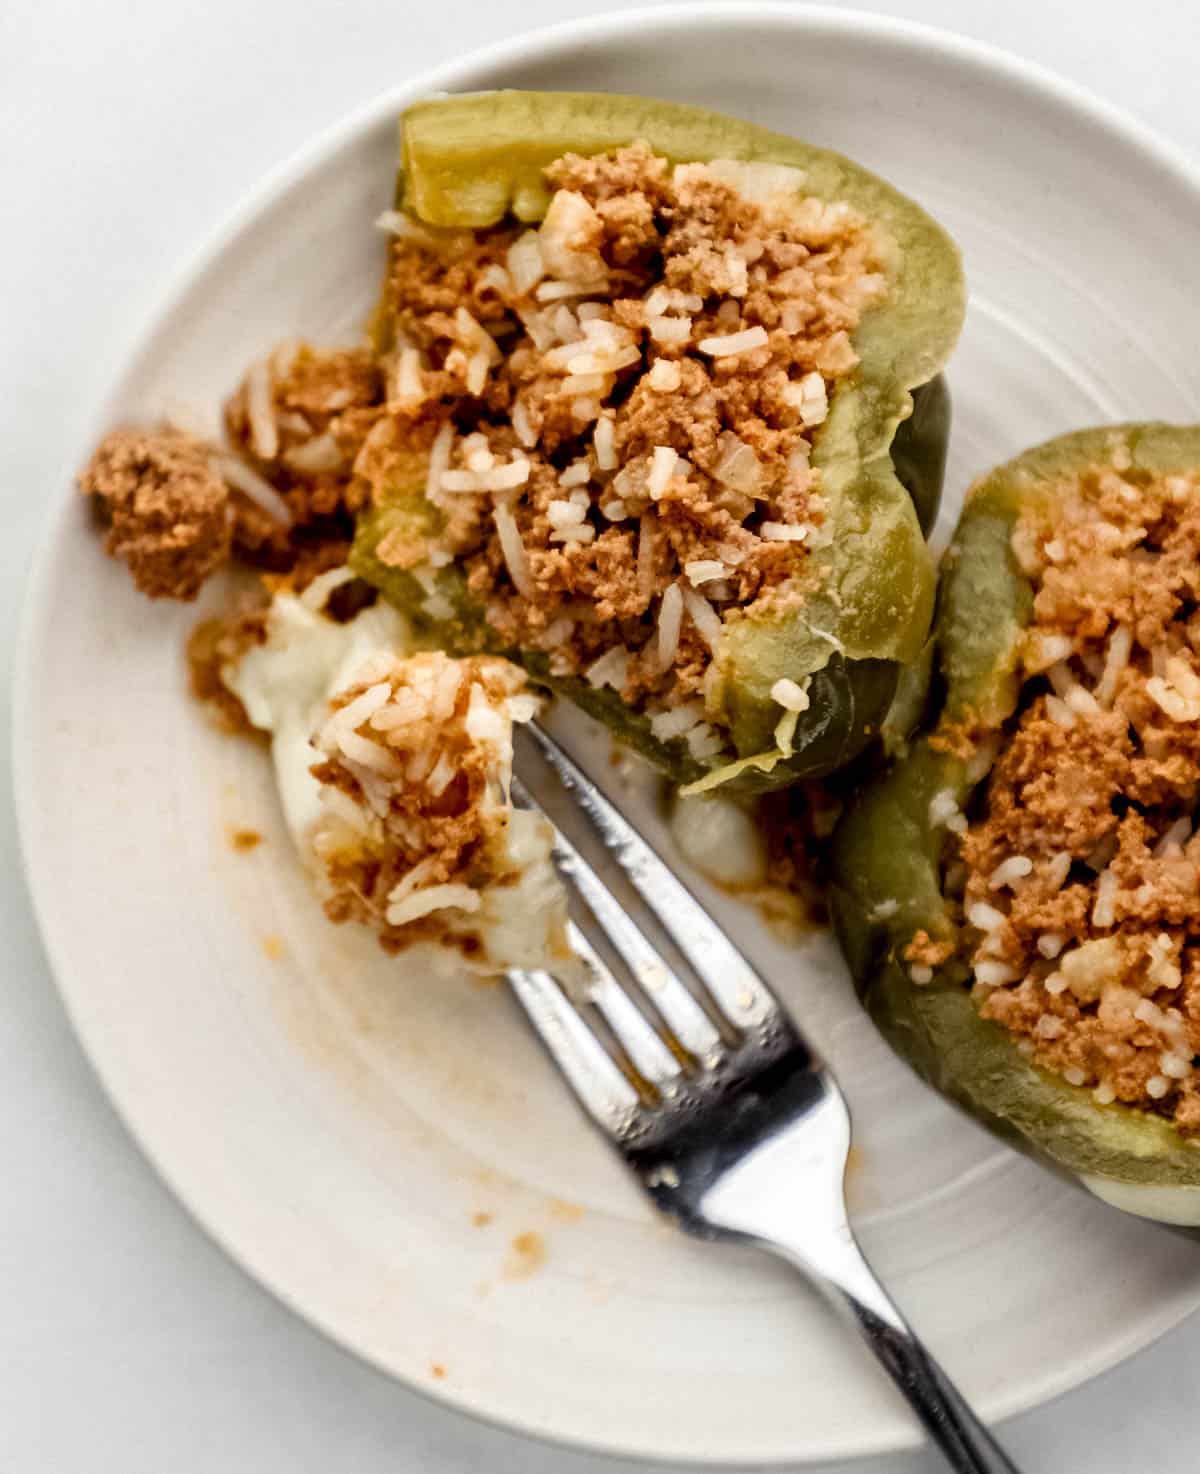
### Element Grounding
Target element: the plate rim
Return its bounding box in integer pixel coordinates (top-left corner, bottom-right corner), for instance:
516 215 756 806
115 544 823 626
14 5 1200 1463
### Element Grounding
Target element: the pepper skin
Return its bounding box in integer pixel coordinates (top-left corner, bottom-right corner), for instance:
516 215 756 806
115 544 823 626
831 424 1200 1224
352 92 965 792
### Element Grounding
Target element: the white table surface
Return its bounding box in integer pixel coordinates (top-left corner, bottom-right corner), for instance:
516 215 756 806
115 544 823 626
3 1 1198 1469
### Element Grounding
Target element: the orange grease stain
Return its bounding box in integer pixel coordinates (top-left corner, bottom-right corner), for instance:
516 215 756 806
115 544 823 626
503 1230 546 1279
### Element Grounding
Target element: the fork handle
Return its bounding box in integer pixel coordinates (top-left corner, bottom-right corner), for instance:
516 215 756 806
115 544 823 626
828 1288 1020 1472
791 1237 1021 1474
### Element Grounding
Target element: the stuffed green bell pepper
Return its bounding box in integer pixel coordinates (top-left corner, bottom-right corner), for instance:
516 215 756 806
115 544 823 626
832 423 1200 1225
348 91 964 793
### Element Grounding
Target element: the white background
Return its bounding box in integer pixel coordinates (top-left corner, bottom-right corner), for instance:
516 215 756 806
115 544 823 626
3 2 1199 1470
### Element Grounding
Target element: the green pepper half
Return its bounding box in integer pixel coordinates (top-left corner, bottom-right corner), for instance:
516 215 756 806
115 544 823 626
831 424 1200 1224
351 91 964 793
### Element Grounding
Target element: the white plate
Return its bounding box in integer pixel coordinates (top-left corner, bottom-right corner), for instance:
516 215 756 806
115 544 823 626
15 5 1200 1464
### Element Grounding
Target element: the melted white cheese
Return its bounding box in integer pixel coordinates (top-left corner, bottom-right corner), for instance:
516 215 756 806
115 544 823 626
222 591 568 974
472 807 569 972
222 593 412 849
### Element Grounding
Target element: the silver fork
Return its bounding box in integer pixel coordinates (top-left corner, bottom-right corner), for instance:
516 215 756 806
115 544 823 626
508 723 1020 1474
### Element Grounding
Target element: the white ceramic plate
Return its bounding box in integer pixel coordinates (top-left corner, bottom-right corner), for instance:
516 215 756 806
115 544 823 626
15 5 1200 1464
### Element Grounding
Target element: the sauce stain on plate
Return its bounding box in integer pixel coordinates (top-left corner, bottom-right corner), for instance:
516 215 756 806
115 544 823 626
503 1230 546 1280
843 1142 880 1215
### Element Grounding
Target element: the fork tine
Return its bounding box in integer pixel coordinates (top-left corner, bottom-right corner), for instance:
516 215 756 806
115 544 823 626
520 724 781 1032
511 775 723 1061
566 924 684 1087
507 966 643 1135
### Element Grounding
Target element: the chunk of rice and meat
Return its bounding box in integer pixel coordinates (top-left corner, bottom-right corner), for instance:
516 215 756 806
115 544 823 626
926 460 1200 1133
79 141 875 967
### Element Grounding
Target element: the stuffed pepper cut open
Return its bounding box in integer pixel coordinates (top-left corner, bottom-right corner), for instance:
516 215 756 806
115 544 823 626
350 91 964 793
832 425 1200 1224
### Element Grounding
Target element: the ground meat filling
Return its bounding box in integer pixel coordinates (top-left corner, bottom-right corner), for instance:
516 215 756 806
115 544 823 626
81 347 387 599
367 143 887 751
310 650 540 954
80 430 233 599
944 458 1200 1130
223 344 385 570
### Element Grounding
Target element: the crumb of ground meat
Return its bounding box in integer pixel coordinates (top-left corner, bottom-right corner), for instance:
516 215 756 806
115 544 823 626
929 715 991 762
186 599 269 733
80 429 232 599
366 144 887 734
903 929 955 967
225 489 287 562
374 528 428 570
943 461 1200 1130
